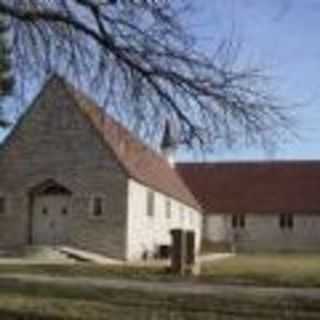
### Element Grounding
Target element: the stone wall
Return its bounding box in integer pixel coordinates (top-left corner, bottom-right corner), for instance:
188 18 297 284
0 78 128 259
204 213 320 252
126 179 202 261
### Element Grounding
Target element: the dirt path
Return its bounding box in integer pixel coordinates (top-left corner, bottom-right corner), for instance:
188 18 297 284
1 273 320 299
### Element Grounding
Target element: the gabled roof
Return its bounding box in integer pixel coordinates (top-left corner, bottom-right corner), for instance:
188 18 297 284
177 161 320 214
50 76 201 211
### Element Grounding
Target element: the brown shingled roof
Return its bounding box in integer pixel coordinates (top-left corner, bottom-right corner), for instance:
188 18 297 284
54 76 201 211
177 161 320 214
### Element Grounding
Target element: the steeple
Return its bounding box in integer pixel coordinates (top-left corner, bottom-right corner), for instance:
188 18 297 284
161 119 178 167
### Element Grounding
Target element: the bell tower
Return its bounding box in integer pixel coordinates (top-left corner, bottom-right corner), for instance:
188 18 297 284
160 119 178 167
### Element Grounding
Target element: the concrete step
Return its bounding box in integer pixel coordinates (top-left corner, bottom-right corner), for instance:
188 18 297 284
58 246 122 265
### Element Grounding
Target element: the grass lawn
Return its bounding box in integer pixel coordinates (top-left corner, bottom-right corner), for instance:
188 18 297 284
201 254 320 287
1 254 320 288
0 263 169 281
1 256 320 318
0 273 320 320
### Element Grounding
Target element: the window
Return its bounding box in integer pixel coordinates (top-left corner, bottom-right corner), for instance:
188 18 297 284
239 214 246 228
287 214 294 229
232 214 238 228
189 211 193 225
165 198 171 219
279 213 286 229
232 214 246 229
147 190 154 217
0 197 6 215
180 206 184 223
92 197 103 217
279 213 294 230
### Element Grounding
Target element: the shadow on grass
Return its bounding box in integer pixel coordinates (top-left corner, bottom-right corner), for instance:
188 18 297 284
2 280 320 320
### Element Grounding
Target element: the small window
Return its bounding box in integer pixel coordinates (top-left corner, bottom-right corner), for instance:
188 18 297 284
165 198 171 219
232 214 246 229
279 213 286 229
42 207 48 215
239 214 246 228
61 207 68 215
180 206 184 223
92 197 103 217
147 190 154 217
189 211 193 225
0 197 6 215
280 213 294 230
287 214 294 229
232 214 238 228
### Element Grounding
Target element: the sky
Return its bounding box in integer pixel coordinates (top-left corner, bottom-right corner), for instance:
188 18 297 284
1 1 320 162
181 0 320 161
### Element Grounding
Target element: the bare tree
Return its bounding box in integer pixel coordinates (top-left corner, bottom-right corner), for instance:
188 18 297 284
0 0 294 151
0 13 14 128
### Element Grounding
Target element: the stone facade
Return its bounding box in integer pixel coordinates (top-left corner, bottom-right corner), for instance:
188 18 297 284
126 180 202 260
0 79 128 258
204 213 320 252
0 77 202 260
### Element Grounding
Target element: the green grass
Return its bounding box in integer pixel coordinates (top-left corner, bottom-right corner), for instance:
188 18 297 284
0 277 319 319
0 263 170 280
1 256 320 318
201 254 320 287
2 254 320 288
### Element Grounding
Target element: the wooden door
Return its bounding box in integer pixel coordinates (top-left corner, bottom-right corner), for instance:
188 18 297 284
33 195 71 245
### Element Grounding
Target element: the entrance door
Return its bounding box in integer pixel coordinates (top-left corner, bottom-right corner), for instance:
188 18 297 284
33 195 71 245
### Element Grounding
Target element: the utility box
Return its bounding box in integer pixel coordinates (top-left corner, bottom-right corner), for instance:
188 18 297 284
170 229 186 275
186 230 196 265
186 230 200 275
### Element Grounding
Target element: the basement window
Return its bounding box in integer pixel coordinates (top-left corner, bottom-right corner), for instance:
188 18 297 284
279 213 294 230
232 214 246 229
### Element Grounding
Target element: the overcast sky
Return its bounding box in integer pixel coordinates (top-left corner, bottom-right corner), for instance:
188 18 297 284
181 0 320 161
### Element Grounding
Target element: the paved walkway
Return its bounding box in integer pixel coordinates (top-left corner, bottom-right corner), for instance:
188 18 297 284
1 273 320 299
0 246 234 266
59 246 122 265
0 259 76 265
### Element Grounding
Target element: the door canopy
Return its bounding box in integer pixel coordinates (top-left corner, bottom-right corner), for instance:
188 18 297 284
30 179 72 196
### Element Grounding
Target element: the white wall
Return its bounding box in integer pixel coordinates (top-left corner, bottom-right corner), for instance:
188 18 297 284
204 214 231 243
126 179 202 261
204 213 320 252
